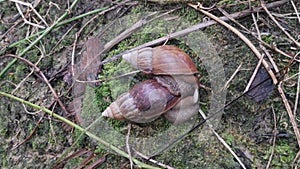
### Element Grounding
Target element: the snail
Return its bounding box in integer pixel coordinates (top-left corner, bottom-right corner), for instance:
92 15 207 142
102 45 199 124
102 79 181 123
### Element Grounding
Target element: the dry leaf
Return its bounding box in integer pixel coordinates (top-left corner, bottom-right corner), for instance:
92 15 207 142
66 37 103 125
247 67 274 102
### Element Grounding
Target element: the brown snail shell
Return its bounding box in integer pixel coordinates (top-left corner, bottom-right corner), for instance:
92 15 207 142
102 80 181 123
122 45 198 75
103 45 200 124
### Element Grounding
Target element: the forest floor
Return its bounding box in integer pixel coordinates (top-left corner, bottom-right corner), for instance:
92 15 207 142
0 0 300 168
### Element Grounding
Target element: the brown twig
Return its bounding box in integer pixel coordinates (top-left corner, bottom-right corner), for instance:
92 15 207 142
293 54 300 116
261 1 300 48
198 109 247 169
10 0 48 28
217 3 281 73
75 153 96 169
134 150 174 169
101 0 289 65
126 124 133 169
248 12 270 92
266 106 278 169
190 0 300 152
290 0 300 25
244 55 264 92
277 81 300 149
52 149 90 169
71 1 131 77
15 3 45 29
218 4 298 63
49 23 78 56
188 3 278 85
292 55 300 167
1 54 70 115
252 13 279 73
85 155 107 169
222 62 243 90
293 151 300 168
11 112 44 150
12 44 45 94
283 52 300 82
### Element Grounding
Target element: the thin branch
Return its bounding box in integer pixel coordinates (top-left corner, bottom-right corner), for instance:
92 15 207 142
251 12 280 73
244 54 264 93
12 44 45 94
188 3 278 85
223 62 243 90
1 54 70 115
199 109 247 169
266 106 277 169
9 0 49 27
294 62 300 116
75 70 140 84
261 1 300 48
134 150 175 169
277 81 300 148
12 112 44 150
101 0 289 65
290 0 300 25
0 91 160 169
0 0 80 78
293 150 300 168
218 4 298 63
126 124 133 169
15 3 45 29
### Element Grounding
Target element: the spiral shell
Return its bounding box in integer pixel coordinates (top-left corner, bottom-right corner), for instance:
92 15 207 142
122 45 198 75
102 80 180 123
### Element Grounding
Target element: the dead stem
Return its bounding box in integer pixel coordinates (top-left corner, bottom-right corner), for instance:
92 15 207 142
293 58 300 116
1 54 70 115
290 0 300 24
71 2 131 77
103 0 289 65
75 70 140 84
244 55 264 93
12 112 44 150
10 0 48 28
126 124 133 169
218 3 299 63
188 2 278 85
199 109 247 169
266 106 278 169
189 0 300 154
134 150 175 169
261 1 300 48
277 81 300 149
222 62 243 90
12 44 45 94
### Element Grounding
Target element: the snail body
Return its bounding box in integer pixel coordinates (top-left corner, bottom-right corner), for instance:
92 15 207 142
102 45 199 124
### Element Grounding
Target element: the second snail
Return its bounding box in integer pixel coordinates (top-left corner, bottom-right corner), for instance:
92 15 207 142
102 45 199 125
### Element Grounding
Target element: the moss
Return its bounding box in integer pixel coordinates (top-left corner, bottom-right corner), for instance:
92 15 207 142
13 63 27 81
262 35 275 44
